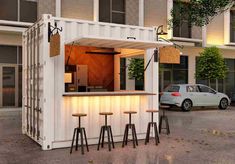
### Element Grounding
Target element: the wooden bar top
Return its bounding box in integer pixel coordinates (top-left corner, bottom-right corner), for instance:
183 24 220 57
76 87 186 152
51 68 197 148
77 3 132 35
63 91 156 97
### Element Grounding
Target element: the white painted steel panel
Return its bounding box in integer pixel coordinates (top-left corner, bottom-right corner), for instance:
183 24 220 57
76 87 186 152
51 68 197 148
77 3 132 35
54 17 161 43
22 18 44 146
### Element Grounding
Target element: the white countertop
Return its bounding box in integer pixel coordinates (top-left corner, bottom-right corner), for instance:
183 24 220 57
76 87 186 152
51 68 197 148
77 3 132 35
63 91 156 97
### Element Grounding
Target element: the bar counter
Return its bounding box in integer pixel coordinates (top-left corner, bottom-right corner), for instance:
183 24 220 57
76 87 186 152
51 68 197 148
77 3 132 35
52 91 158 148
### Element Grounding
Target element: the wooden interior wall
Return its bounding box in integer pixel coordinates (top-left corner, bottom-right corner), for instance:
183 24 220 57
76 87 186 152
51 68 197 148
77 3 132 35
65 45 114 91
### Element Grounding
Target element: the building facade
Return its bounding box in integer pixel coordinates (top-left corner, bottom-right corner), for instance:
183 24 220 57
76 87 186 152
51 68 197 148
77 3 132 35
0 0 235 108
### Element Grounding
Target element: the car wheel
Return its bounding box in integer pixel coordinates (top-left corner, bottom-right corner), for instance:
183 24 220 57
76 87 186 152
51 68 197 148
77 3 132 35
219 98 228 110
181 99 192 112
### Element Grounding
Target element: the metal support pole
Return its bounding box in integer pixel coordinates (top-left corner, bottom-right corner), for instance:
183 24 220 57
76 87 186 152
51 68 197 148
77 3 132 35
151 112 154 127
105 115 107 126
79 117 81 128
129 114 131 125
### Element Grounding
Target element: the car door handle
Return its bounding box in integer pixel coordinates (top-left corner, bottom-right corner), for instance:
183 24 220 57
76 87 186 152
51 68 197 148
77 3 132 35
203 94 208 96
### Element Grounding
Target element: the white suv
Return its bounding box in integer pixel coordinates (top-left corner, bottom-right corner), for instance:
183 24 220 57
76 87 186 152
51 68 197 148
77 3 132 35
160 84 230 111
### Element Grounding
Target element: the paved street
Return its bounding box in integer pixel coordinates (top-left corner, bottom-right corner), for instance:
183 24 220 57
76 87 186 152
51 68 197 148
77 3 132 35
1 107 235 164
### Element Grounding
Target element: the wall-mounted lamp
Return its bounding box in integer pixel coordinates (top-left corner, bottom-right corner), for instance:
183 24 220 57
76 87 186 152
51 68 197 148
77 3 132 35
156 25 168 41
64 73 72 83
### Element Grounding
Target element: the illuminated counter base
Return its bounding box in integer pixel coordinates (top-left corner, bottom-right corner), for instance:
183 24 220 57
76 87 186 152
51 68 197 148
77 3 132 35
52 94 157 148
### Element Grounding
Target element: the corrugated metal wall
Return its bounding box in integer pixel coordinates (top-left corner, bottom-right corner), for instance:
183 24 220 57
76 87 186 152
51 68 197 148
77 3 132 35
22 20 44 145
57 96 149 141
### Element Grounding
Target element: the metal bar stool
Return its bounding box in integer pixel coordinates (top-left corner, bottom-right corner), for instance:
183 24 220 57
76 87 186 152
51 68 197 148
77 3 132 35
145 110 160 145
122 111 138 148
70 113 89 154
159 105 170 135
97 112 115 151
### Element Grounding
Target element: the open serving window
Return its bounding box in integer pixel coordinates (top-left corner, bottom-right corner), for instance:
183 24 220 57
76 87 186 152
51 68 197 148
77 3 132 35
64 36 170 93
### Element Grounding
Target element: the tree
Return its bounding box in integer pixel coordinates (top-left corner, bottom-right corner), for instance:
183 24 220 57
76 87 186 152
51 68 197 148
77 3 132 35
195 47 228 87
170 0 234 27
128 58 144 81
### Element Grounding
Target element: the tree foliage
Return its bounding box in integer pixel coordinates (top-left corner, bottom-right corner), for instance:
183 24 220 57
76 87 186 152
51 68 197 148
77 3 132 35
196 47 228 83
128 58 144 81
170 0 234 27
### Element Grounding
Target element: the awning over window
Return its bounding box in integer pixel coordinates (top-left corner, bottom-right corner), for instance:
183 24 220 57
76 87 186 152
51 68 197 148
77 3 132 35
65 36 172 50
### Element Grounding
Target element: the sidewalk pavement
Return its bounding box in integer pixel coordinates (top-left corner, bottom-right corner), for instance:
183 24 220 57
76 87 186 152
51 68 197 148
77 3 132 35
1 107 235 164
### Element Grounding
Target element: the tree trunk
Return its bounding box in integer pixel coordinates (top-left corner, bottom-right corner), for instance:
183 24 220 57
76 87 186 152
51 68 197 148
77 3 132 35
208 79 211 87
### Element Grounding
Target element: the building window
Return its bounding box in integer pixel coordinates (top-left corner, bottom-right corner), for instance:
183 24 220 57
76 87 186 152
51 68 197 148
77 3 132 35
0 45 22 107
159 56 188 91
0 46 17 64
0 0 18 21
173 1 191 38
230 10 235 42
0 0 37 22
99 0 125 24
20 0 37 22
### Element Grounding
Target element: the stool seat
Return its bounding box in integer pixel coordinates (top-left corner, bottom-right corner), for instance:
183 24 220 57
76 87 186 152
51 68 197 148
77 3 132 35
99 112 113 115
146 110 158 113
124 111 137 114
160 105 170 109
72 113 87 117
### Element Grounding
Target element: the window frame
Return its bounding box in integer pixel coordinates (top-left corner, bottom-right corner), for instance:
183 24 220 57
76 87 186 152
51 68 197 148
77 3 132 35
198 85 216 93
186 85 199 92
0 0 37 23
230 9 235 42
99 0 126 24
173 0 192 38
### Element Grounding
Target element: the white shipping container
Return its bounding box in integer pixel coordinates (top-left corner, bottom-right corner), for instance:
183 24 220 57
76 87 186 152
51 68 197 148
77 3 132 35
22 14 171 150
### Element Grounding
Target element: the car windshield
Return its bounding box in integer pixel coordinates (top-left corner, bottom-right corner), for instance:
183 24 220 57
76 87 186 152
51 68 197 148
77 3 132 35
164 85 180 92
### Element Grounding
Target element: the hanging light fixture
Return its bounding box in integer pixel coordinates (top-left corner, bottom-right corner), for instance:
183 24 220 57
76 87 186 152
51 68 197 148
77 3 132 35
156 25 168 41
